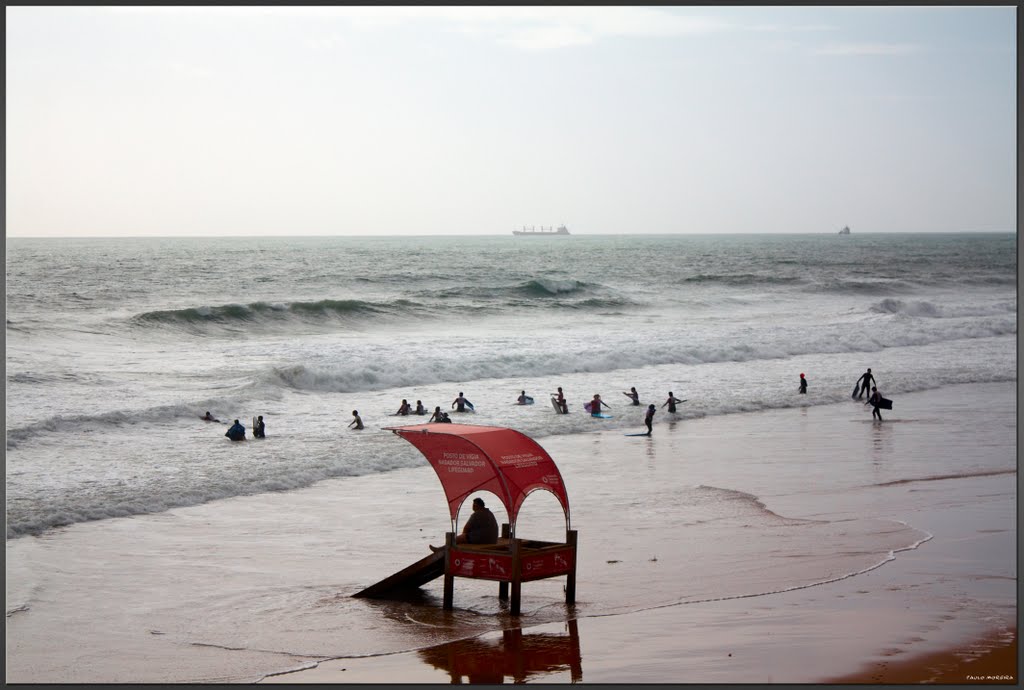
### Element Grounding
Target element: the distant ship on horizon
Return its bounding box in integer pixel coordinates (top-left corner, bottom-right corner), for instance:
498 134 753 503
839 225 851 235
513 225 570 236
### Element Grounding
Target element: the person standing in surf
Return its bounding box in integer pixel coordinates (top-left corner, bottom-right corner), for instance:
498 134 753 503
644 404 657 435
348 410 364 430
430 406 445 422
415 400 426 415
589 393 610 417
855 368 876 399
551 387 568 414
623 387 640 405
395 399 411 416
662 392 684 414
798 373 808 394
451 392 473 412
517 391 532 405
253 415 266 438
865 386 884 421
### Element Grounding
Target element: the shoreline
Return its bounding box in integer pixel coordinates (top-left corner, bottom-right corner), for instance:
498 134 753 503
6 382 1015 684
262 382 1017 684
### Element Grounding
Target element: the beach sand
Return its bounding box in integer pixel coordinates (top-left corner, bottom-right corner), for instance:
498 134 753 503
263 382 1017 685
6 382 1016 684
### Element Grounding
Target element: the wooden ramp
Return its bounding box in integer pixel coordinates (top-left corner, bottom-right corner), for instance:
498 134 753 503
352 549 446 599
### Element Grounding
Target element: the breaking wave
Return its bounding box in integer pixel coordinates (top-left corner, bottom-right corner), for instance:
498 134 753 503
870 298 1016 319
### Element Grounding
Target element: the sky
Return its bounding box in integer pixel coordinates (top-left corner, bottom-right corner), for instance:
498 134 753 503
4 5 1018 237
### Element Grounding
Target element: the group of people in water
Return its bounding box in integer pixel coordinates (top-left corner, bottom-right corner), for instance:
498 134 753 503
205 412 265 441
208 368 888 441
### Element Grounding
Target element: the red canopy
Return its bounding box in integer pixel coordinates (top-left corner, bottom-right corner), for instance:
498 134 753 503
384 423 570 534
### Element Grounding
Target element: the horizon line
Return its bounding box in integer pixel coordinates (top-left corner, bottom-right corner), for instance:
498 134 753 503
6 230 1015 240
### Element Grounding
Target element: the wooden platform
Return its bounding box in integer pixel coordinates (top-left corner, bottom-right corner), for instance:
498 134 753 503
353 528 578 615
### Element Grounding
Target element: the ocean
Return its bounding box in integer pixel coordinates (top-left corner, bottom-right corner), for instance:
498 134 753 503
6 233 1016 539
5 232 1017 682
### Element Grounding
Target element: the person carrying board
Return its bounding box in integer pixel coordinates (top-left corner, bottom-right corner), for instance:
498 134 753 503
452 392 473 412
854 368 876 399
865 387 885 421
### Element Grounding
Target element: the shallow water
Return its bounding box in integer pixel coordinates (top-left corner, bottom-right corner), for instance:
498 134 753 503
6 382 1014 683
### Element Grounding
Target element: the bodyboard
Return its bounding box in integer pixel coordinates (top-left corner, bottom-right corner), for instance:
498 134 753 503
583 402 593 412
878 397 893 410
624 432 649 436
852 384 860 399
592 413 613 419
550 396 566 414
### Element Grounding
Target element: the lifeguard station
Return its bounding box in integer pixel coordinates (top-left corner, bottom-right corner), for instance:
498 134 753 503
353 423 577 615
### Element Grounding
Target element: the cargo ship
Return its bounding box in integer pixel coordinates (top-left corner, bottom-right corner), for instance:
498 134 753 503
513 225 570 236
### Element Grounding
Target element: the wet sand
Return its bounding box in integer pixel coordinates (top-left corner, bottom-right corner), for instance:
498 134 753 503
262 382 1017 684
6 382 1016 684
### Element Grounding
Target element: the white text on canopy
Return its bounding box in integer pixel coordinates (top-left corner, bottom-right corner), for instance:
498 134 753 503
498 452 542 469
439 452 486 474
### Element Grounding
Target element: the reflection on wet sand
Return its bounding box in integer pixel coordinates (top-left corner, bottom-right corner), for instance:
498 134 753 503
417 619 582 684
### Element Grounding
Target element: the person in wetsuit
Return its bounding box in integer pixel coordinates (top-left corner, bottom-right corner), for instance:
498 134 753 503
866 386 884 421
856 368 876 399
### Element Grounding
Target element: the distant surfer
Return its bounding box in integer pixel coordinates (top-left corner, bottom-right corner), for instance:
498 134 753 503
623 387 640 405
588 393 610 417
396 399 411 416
415 400 426 415
798 373 807 395
644 404 656 435
551 387 568 414
854 368 876 399
253 415 266 438
451 392 473 412
865 386 884 421
661 392 684 414
516 391 532 405
348 410 364 430
201 411 221 423
225 419 246 441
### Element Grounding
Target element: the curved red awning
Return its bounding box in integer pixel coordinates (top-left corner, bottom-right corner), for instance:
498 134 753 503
384 423 570 533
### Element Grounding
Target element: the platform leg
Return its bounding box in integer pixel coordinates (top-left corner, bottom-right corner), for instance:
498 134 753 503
442 531 454 610
498 523 510 600
510 538 522 616
565 529 577 605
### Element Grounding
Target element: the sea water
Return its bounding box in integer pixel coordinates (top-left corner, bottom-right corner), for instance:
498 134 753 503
6 233 1016 538
4 233 1018 682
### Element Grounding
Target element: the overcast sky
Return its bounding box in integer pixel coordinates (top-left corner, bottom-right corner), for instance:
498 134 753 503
5 5 1017 237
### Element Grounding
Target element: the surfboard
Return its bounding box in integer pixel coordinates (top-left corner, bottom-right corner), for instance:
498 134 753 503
550 396 566 414
624 432 649 437
592 413 613 419
852 384 860 399
252 417 257 434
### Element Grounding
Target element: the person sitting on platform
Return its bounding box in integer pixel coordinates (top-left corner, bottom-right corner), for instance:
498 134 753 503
431 497 498 551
